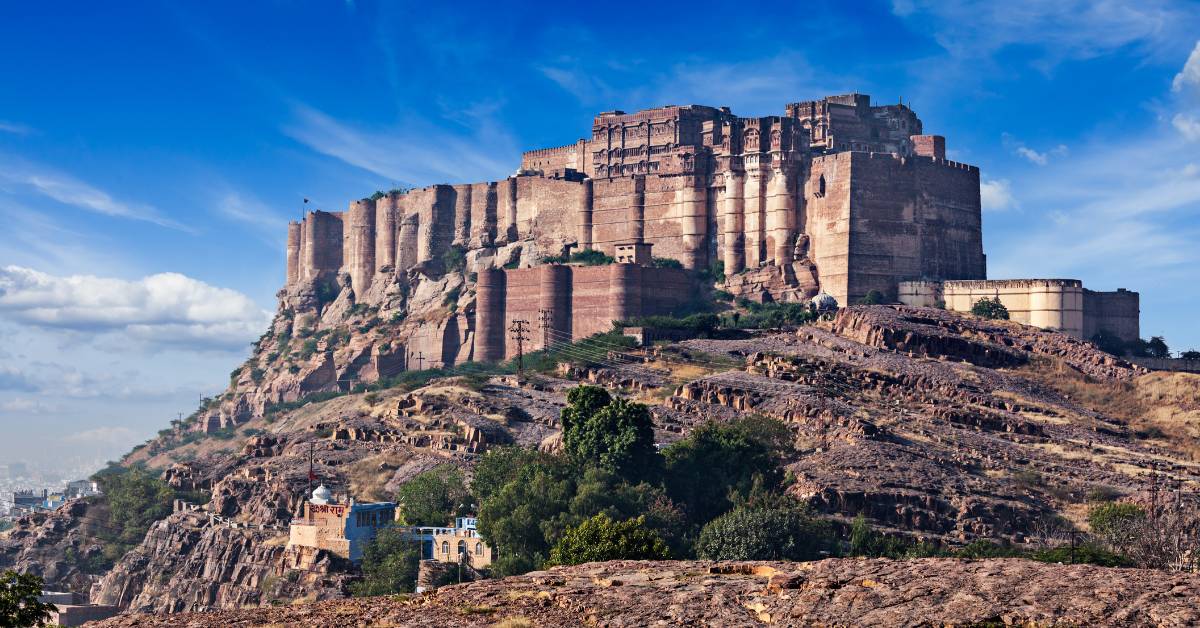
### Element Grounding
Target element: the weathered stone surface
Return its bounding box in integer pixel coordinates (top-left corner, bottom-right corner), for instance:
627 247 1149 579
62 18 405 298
92 558 1200 627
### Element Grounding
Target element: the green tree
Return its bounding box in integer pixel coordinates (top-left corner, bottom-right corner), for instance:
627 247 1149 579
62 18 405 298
663 416 792 526
1181 349 1200 360
1146 336 1170 359
92 466 173 561
476 457 575 576
847 514 924 558
971 296 1010 320
349 527 421 596
547 513 669 566
0 570 56 628
470 446 548 505
561 386 659 481
395 465 472 526
695 505 834 561
857 289 885 305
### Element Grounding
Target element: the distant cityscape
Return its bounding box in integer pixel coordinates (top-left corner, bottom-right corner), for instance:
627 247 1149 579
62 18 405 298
0 458 108 519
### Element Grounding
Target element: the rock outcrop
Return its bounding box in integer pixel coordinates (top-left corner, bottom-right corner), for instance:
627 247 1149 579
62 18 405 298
91 558 1200 627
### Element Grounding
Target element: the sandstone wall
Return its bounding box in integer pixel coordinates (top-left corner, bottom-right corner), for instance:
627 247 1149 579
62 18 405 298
477 264 694 361
942 279 1085 337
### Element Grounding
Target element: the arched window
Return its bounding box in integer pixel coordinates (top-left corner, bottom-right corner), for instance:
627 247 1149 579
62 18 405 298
475 542 483 555
441 541 449 555
458 540 467 556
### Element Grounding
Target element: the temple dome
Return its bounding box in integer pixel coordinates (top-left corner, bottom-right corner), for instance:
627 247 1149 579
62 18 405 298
311 484 332 505
811 292 839 313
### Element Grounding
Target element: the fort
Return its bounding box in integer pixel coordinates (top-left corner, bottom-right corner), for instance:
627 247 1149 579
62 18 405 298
281 93 1139 369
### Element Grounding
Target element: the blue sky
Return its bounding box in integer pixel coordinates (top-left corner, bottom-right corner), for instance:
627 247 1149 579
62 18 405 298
1 0 1198 466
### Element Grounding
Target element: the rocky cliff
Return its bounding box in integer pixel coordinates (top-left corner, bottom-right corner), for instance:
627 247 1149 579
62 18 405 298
16 304 1199 614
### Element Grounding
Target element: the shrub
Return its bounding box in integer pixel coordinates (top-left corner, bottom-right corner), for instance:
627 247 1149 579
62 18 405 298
1029 543 1133 567
547 513 669 566
651 257 683 269
1087 502 1145 547
857 290 885 305
441 245 467 274
91 466 174 563
298 339 320 360
713 289 734 302
350 527 420 596
0 570 56 628
250 368 265 384
696 506 833 561
1181 350 1200 360
395 466 473 526
569 249 614 266
971 296 1010 320
732 301 815 329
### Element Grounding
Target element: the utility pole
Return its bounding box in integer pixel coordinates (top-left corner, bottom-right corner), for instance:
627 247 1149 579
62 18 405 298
411 351 424 371
307 442 315 499
538 308 553 351
509 320 530 374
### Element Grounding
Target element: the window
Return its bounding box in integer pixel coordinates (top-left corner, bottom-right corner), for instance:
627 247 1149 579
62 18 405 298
458 540 467 555
441 541 449 555
818 175 826 197
475 542 483 556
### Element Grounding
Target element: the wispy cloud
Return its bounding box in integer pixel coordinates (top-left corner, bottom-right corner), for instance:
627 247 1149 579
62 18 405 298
0 155 194 232
539 50 843 117
282 103 518 186
0 120 33 135
1014 144 1068 166
891 0 1196 68
1174 113 1200 140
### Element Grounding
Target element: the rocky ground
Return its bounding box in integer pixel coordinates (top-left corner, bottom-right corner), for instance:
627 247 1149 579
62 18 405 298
5 304 1199 615
91 558 1200 627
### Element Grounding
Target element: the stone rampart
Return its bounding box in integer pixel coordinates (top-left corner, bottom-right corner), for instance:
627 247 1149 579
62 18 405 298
475 264 694 361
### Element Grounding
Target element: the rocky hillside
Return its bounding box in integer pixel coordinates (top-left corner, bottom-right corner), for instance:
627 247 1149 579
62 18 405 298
7 303 1198 614
91 558 1200 627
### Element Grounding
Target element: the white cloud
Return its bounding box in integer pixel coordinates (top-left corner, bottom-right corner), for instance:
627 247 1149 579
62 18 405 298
0 266 272 351
1173 113 1200 140
1173 40 1200 92
980 178 1016 211
1016 147 1048 166
0 365 39 392
283 104 518 187
0 155 193 232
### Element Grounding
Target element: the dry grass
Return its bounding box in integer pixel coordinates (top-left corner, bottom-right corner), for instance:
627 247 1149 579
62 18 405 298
492 618 535 628
346 451 413 501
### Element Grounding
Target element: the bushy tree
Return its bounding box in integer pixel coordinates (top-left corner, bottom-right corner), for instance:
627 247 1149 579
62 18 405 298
663 416 792 526
349 527 420 596
92 466 173 562
971 296 1010 320
0 570 56 628
1181 350 1200 360
395 465 472 526
476 456 575 576
1146 336 1170 359
695 505 833 561
471 446 547 505
1090 329 1128 356
561 386 659 481
548 513 669 566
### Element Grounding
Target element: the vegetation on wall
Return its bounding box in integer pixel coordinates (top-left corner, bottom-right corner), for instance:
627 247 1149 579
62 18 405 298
971 296 1010 320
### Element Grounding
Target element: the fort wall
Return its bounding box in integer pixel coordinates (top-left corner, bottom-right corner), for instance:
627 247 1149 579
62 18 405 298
899 280 1138 343
475 264 693 361
1083 288 1140 343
